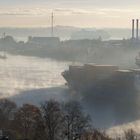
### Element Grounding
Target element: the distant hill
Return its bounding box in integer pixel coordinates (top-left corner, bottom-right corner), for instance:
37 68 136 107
104 28 132 39
71 29 110 40
0 26 133 41
0 26 81 41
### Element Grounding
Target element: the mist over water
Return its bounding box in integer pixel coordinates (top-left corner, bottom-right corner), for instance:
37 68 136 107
0 54 68 98
0 52 140 136
1 0 140 138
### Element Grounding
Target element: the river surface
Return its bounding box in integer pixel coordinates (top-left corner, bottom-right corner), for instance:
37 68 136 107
0 54 140 137
0 54 69 98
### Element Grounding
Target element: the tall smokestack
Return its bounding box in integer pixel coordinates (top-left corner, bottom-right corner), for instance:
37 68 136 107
51 12 54 37
132 19 135 39
136 19 139 40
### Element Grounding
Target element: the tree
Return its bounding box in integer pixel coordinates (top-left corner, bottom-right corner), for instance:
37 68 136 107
0 99 17 129
81 129 111 140
63 101 90 140
41 100 63 140
125 129 138 140
14 104 41 140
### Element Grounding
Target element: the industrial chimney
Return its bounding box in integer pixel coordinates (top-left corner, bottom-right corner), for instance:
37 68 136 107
136 19 139 40
132 19 135 39
51 12 54 37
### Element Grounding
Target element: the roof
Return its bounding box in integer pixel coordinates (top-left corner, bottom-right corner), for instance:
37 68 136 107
116 70 133 73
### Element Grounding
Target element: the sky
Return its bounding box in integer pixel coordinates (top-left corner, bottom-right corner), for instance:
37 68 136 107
0 0 140 28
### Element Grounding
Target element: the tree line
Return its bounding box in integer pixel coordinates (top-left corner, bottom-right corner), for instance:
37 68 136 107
0 98 139 140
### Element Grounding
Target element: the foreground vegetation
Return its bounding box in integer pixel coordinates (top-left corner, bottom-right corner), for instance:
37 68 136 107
0 98 139 140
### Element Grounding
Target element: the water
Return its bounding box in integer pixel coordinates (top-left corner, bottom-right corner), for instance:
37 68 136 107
0 54 69 98
1 54 140 136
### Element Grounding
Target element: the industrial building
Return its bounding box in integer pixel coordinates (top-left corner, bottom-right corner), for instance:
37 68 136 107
27 36 60 47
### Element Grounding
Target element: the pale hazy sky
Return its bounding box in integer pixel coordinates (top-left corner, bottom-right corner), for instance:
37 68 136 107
0 0 140 28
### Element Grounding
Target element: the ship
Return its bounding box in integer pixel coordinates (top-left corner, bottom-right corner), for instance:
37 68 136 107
0 50 7 60
0 54 7 60
135 52 140 67
62 64 140 127
62 64 140 93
